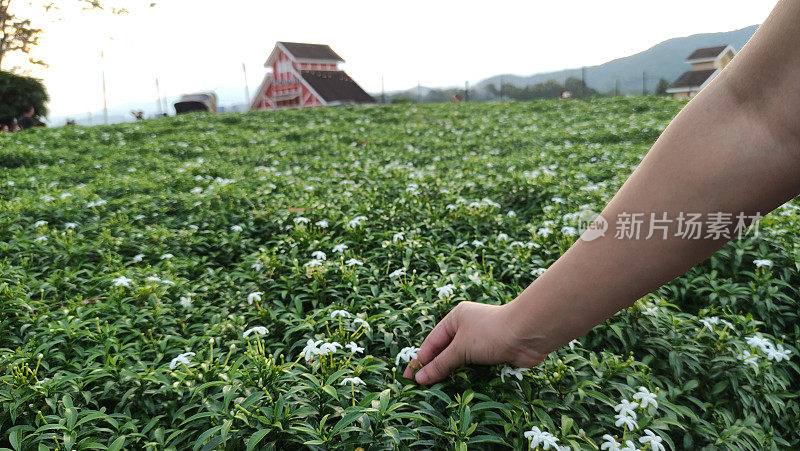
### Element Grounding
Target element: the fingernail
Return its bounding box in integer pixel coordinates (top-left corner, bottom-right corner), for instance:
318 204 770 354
415 369 427 385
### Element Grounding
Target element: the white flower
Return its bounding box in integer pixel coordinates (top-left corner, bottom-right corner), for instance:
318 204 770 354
34 220 48 227
738 349 758 366
345 258 363 266
531 268 546 276
632 387 658 409
561 226 578 236
112 276 133 287
169 352 195 369
318 341 342 355
468 272 481 284
567 339 579 350
613 412 638 431
160 253 174 260
497 233 509 241
311 250 327 260
345 342 364 354
34 236 47 243
507 210 516 217
620 440 637 451
613 399 638 419
59 192 73 199
332 244 348 253
393 232 405 242
765 343 791 362
500 365 527 382
180 296 192 308
523 426 559 450
471 240 484 247
230 225 243 232
352 317 371 330
304 259 323 268
146 276 161 282
639 429 665 451
537 227 553 237
340 376 365 386
293 216 310 224
347 216 367 228
190 187 204 194
753 259 773 268
389 268 406 278
132 254 144 263
700 316 719 330
247 291 263 305
243 326 269 338
64 222 78 229
86 199 107 208
301 339 324 362
600 435 621 451
40 195 55 202
330 310 351 319
315 220 328 228
436 284 456 299
746 335 772 352
396 346 419 365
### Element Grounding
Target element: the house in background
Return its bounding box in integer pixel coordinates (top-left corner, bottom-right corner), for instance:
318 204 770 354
667 45 736 99
250 42 375 110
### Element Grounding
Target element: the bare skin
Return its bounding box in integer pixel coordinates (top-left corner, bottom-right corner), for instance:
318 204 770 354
404 0 800 385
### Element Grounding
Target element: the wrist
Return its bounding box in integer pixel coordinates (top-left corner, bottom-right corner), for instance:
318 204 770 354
498 300 550 367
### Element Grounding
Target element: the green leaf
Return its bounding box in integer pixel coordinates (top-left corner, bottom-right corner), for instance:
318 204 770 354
247 429 271 451
107 436 126 451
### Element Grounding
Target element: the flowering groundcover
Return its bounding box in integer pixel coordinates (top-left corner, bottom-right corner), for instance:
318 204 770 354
1 98 798 449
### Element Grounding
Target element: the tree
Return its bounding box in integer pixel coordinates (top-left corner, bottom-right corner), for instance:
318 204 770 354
0 0 155 71
0 70 48 126
656 77 671 96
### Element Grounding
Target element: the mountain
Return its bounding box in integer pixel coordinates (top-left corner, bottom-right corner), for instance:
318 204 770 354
476 25 758 94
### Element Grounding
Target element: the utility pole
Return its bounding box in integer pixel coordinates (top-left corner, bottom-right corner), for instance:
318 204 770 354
242 62 250 107
581 66 586 97
101 50 108 125
499 76 504 101
381 75 386 104
464 80 469 102
642 71 647 95
155 78 163 116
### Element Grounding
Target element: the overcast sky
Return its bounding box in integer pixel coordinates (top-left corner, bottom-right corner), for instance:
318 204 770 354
10 0 776 118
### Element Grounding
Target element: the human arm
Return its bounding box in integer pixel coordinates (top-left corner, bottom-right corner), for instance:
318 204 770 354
405 0 800 385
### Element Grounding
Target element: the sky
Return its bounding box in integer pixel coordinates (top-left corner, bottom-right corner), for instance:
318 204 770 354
8 0 777 119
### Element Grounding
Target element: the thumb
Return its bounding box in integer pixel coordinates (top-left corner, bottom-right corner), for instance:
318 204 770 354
415 341 463 385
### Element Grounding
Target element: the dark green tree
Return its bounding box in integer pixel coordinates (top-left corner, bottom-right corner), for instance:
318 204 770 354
0 70 48 126
656 77 671 96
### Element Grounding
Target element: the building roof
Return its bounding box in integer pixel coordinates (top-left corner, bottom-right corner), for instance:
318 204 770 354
669 69 717 90
686 45 729 61
278 42 344 62
300 70 375 104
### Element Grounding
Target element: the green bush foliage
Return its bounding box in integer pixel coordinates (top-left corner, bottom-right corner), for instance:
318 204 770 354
0 98 797 450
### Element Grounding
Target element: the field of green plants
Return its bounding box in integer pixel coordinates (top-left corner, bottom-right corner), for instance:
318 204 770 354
1 98 798 450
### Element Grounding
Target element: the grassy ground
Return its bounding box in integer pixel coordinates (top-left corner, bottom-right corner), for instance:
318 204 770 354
1 98 797 450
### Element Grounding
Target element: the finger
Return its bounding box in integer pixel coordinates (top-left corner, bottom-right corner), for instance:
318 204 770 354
415 340 463 385
404 309 458 378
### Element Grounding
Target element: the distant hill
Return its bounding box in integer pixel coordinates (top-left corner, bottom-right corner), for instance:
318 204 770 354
476 25 757 94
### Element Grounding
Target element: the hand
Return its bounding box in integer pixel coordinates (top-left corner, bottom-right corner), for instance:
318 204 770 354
403 301 548 385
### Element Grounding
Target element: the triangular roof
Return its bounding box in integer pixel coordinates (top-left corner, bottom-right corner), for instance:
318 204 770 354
278 42 344 62
667 69 718 92
299 70 375 104
686 45 734 63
